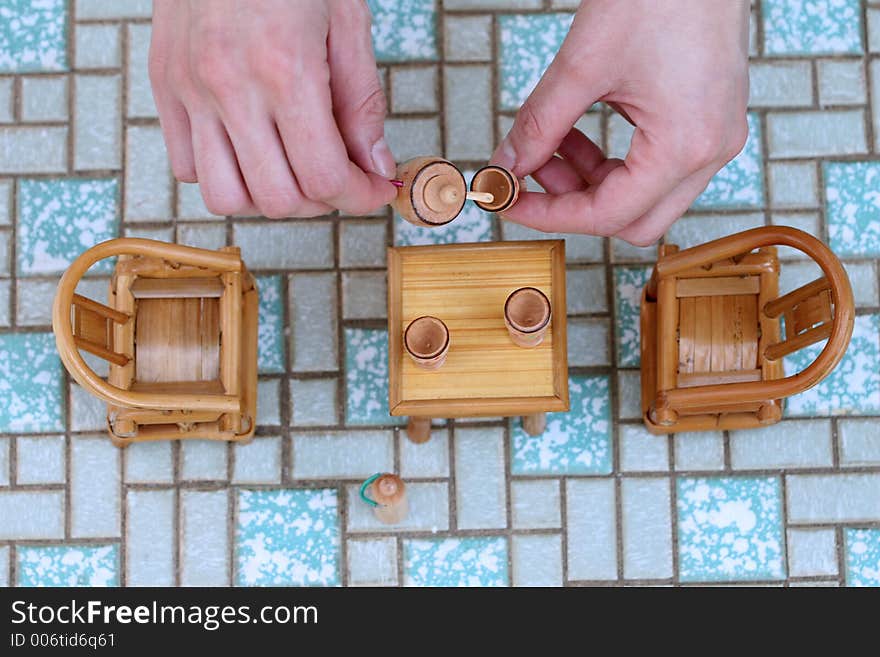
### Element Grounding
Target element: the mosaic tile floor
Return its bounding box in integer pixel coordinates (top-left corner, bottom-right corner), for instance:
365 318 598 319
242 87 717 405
0 0 879 587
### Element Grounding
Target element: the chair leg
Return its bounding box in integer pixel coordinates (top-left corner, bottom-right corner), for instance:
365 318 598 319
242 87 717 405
522 412 546 436
406 417 432 443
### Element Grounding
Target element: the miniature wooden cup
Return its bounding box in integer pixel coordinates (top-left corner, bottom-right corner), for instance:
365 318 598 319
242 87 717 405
504 287 551 348
391 157 467 227
404 316 450 370
369 474 408 525
470 165 520 213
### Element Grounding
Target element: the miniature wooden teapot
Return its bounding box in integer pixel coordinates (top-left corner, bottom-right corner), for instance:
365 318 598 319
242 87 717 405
391 157 520 226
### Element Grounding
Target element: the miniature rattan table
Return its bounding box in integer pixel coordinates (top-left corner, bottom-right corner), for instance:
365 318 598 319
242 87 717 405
387 240 569 442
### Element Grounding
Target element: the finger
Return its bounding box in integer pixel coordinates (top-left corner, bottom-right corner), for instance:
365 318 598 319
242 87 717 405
490 16 608 177
220 100 333 218
530 156 587 195
273 62 396 215
189 110 257 216
556 128 610 184
327 3 396 178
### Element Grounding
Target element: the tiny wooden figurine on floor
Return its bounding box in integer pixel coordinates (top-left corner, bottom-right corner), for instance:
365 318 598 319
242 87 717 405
52 238 258 447
640 225 854 434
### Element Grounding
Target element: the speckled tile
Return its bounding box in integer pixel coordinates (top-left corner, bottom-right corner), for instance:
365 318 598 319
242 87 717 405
763 0 862 55
785 314 880 416
17 545 118 587
236 488 339 587
845 528 880 587
824 161 880 257
344 328 403 426
499 13 573 110
0 0 67 72
0 332 64 433
404 537 508 587
17 178 119 275
677 477 786 582
368 0 437 63
511 375 611 475
613 266 651 367
692 113 764 210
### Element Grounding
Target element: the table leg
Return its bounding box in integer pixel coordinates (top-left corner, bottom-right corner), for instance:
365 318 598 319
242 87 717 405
521 412 546 436
406 417 432 443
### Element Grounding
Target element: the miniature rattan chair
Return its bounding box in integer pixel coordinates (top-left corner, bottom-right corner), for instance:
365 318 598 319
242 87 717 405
52 238 258 446
640 226 854 434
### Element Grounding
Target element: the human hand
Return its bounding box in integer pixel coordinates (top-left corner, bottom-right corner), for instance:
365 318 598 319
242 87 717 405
490 0 750 246
149 0 397 218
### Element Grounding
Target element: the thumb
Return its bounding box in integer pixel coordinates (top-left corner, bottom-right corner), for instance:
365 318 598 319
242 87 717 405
492 30 605 178
327 4 396 178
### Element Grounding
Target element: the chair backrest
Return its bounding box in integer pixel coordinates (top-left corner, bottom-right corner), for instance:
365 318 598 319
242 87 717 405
649 226 854 414
53 238 243 414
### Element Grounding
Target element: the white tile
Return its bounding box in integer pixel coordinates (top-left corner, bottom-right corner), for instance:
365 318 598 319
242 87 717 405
347 538 398 586
127 24 156 118
0 546 8 586
617 370 642 420
391 66 437 113
126 489 175 586
787 474 880 523
501 220 604 262
232 436 281 484
384 118 440 162
0 178 11 224
873 61 880 151
0 437 9 485
291 430 393 479
16 435 65 484
70 383 107 432
177 182 223 220
567 318 610 366
76 0 153 18
817 60 866 106
445 0 541 8
513 534 562 586
125 125 171 220
566 266 607 314
748 61 812 107
444 15 492 62
0 491 64 539
674 431 725 471
607 112 635 159
870 8 880 53
0 78 12 122
455 426 507 529
342 271 386 320
289 273 338 372
843 261 879 308
236 221 334 269
21 76 68 121
180 441 228 481
256 379 281 427
730 420 832 469
124 441 173 483
622 477 672 580
611 239 657 263
511 479 560 529
0 126 67 173
620 424 669 472
787 528 838 577
566 478 617 581
75 24 121 69
400 428 449 478
346 482 449 532
176 222 226 250
767 110 867 158
0 229 8 275
74 75 121 170
71 435 121 537
668 213 764 248
838 419 880 465
290 378 338 427
180 490 229 586
16 278 56 325
339 219 387 268
124 224 173 241
769 161 818 208
772 212 821 259
0 280 8 326
445 65 492 160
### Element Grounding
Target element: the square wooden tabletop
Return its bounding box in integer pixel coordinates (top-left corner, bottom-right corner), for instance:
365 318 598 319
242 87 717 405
387 240 569 418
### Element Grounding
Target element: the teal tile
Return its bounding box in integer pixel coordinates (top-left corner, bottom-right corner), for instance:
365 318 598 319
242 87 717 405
785 314 880 417
677 477 786 582
511 375 611 475
499 13 573 110
368 0 436 63
404 537 508 587
17 178 119 275
17 544 118 587
692 113 765 210
0 332 64 433
0 0 67 72
763 0 862 55
614 265 651 367
845 528 880 587
824 162 880 257
344 328 403 426
236 488 339 586
256 275 284 374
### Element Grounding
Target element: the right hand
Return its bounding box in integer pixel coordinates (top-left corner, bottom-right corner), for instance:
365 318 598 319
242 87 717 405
149 0 397 218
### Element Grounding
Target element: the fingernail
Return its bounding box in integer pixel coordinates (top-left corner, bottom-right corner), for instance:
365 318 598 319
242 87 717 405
492 137 517 173
371 138 397 178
